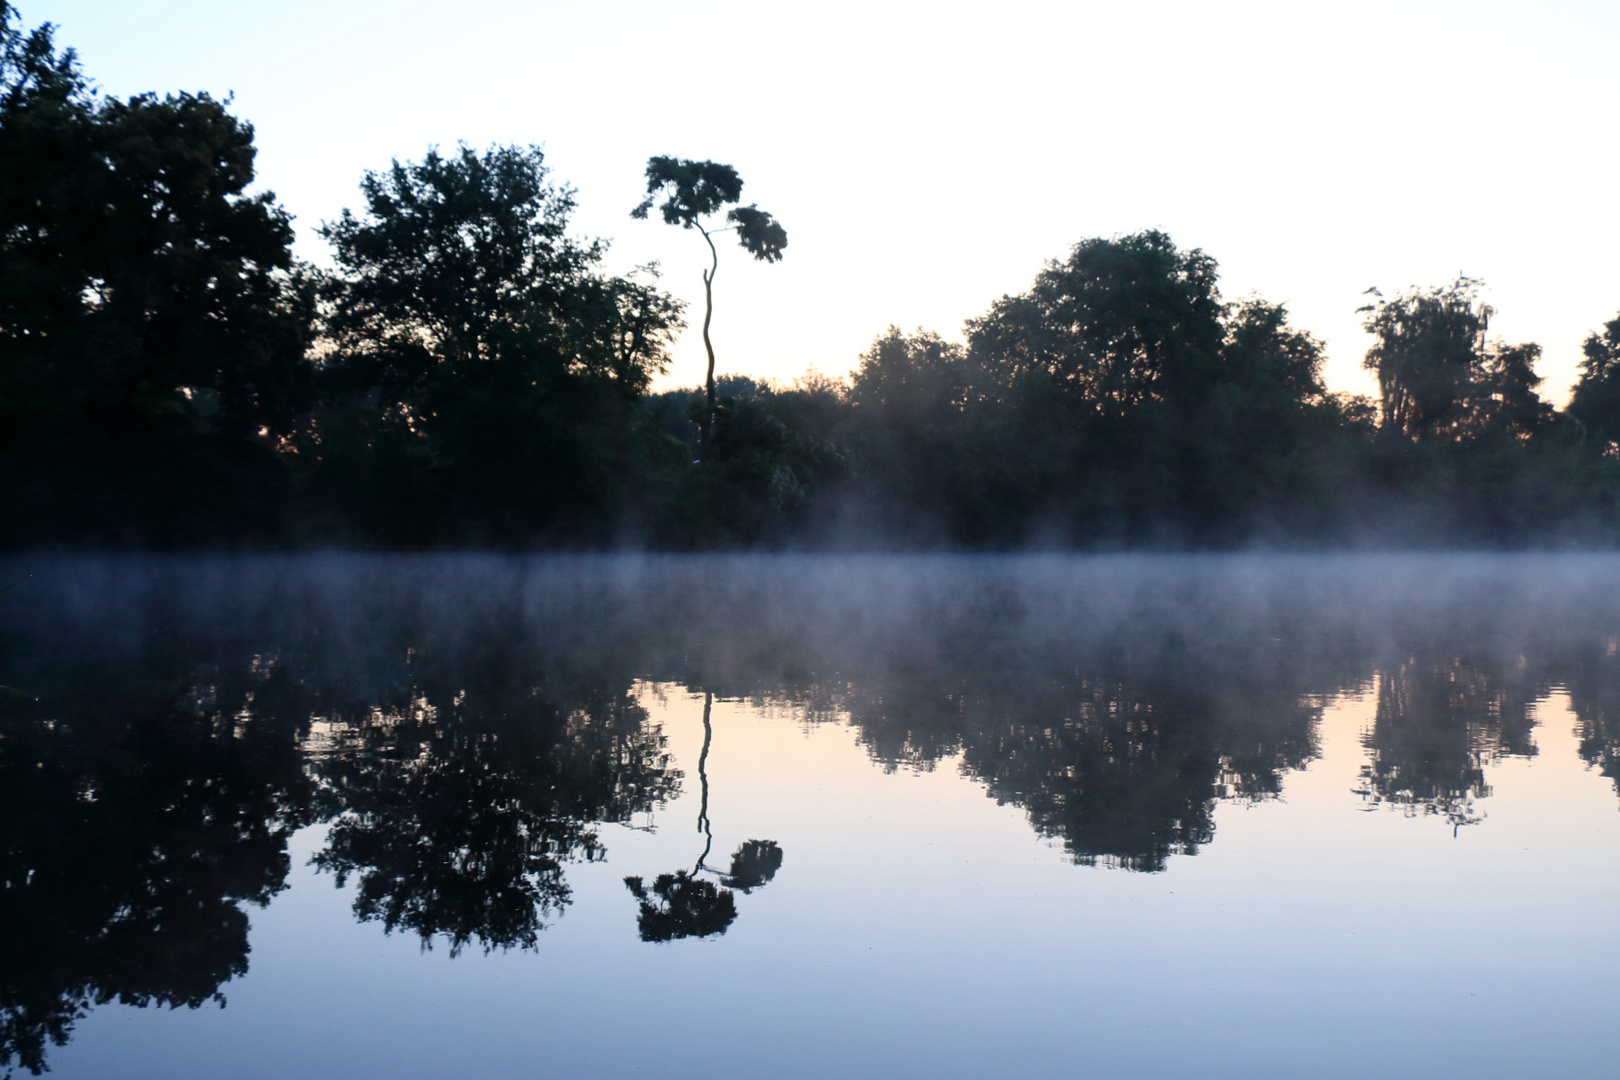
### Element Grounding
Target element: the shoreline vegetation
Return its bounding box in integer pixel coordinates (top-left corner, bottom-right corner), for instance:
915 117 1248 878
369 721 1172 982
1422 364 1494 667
6 6 1620 552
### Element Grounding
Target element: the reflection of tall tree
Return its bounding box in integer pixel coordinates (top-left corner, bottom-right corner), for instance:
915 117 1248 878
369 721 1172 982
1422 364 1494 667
309 684 681 954
624 874 736 941
623 693 782 941
1355 655 1544 827
624 838 783 943
0 651 312 1077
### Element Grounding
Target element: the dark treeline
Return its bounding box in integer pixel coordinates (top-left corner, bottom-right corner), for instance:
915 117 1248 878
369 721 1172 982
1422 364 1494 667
7 7 1620 549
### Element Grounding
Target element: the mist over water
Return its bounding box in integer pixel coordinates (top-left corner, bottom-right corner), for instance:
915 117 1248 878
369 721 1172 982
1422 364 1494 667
4 553 1620 1078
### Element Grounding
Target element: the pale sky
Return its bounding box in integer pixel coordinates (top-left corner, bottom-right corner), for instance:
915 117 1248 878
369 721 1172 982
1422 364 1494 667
25 0 1620 402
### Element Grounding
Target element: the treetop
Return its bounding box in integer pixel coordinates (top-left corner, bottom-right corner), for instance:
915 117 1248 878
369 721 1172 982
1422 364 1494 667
631 154 786 262
632 156 742 226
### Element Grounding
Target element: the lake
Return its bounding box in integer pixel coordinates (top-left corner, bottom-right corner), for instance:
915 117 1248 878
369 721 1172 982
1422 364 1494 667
3 554 1619 1079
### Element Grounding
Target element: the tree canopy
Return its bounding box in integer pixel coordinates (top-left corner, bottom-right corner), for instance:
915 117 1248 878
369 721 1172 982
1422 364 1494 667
0 4 314 544
967 229 1225 414
313 143 683 543
631 156 787 262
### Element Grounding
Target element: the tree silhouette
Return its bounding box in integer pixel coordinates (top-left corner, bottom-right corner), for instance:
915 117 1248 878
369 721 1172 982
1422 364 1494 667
965 230 1225 415
318 143 683 542
1357 277 1531 441
631 156 786 459
1569 313 1620 449
0 3 316 545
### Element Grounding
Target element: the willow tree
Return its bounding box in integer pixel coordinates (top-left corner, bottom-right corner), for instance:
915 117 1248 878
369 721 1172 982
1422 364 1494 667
631 156 786 457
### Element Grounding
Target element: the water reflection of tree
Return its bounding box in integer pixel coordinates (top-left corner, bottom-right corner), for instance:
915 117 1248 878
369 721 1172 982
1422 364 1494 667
964 683 1221 871
624 873 737 940
623 693 782 941
1565 639 1620 795
819 628 1334 872
963 662 1322 871
625 839 783 943
0 650 313 1077
1354 655 1544 828
0 569 688 1072
309 684 681 954
844 673 966 775
12 555 1620 1069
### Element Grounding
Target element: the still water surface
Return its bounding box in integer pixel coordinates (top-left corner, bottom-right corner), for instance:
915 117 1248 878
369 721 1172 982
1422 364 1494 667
2 555 1619 1078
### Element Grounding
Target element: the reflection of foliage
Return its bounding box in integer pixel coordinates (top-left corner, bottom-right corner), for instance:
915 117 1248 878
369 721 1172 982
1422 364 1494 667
965 687 1218 872
309 687 681 955
721 840 782 893
957 665 1320 872
0 655 312 1077
836 625 1329 872
624 873 737 942
8 554 1620 1070
1355 655 1544 827
0 558 700 1071
844 676 967 775
623 840 781 942
1566 640 1620 796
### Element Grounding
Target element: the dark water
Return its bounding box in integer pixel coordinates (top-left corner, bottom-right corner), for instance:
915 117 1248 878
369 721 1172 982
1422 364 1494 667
3 554 1620 1079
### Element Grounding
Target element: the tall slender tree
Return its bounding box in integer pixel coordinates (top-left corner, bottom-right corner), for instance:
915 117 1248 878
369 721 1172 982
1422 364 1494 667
631 156 786 459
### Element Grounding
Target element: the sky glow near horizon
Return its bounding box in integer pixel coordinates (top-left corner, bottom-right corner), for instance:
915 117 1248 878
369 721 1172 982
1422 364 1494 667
26 0 1620 403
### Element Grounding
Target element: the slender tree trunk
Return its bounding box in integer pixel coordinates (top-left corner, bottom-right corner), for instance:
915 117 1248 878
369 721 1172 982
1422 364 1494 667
698 227 719 462
694 691 713 871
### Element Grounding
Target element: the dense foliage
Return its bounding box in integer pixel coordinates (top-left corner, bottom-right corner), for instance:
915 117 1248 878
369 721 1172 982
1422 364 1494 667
5 4 1620 550
0 6 314 545
307 144 684 545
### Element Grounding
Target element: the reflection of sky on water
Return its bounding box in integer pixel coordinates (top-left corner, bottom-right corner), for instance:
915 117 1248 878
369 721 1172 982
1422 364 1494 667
53 683 1620 1080
8 555 1620 1078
